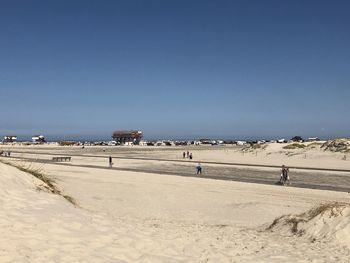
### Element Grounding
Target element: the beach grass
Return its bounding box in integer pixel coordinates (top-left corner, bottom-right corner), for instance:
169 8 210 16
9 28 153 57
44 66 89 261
267 202 348 235
0 159 78 206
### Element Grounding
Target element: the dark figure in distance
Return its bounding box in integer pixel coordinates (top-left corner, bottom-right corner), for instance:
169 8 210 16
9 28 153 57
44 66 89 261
280 165 290 185
109 156 113 167
196 163 202 175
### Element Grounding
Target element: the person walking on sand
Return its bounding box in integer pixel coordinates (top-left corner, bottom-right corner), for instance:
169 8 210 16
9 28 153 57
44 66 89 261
109 156 113 167
280 165 290 185
196 163 202 175
183 152 186 158
186 150 190 158
189 153 193 160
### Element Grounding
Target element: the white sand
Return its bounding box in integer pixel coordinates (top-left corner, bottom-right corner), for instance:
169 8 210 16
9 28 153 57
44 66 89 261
1 152 349 262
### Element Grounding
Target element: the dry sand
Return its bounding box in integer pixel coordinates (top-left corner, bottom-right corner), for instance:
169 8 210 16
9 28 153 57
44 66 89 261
0 144 349 262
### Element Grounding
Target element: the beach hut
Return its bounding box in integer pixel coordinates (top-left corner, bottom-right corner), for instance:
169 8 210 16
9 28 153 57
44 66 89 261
3 136 17 143
307 137 320 142
32 135 46 143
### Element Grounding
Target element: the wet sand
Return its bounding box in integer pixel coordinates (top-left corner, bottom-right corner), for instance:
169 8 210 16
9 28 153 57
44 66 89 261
4 145 350 192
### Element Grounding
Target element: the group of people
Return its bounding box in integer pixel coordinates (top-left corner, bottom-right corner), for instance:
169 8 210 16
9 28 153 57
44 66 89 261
181 151 203 174
183 151 193 160
107 151 289 184
0 151 11 157
195 163 289 182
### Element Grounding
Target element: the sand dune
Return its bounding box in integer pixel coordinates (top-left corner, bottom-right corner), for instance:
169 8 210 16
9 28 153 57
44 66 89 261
268 202 350 248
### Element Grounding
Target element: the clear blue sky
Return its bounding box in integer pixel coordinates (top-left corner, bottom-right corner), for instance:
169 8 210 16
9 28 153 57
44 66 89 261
1 0 349 140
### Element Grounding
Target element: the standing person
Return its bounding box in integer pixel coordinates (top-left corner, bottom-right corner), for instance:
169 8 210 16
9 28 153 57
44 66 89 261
189 153 193 160
109 156 113 167
183 152 186 158
196 163 202 175
186 150 190 158
281 165 290 185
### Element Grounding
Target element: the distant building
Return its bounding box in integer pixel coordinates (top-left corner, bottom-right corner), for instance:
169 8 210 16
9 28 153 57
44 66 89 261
307 137 320 142
199 139 212 145
139 140 148 146
291 136 304 143
112 130 143 145
236 141 247 146
3 136 17 143
32 135 46 143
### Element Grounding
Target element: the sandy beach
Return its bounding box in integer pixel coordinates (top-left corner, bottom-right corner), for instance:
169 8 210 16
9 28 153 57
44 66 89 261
0 143 349 262
3 1 350 261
